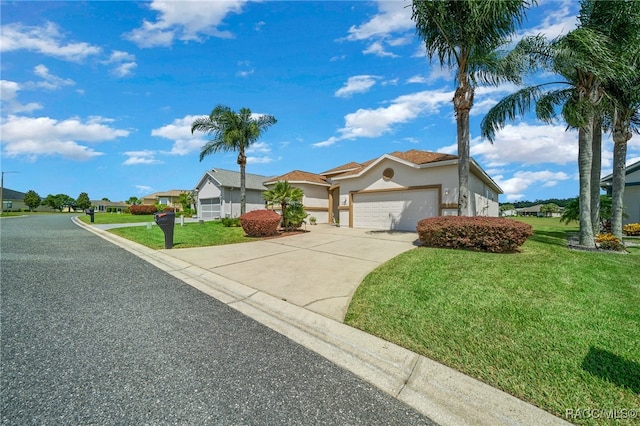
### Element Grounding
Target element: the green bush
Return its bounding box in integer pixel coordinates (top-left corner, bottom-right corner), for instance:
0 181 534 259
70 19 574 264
129 204 159 215
221 217 241 227
417 216 533 253
284 201 308 230
239 209 281 237
622 223 640 236
595 233 626 251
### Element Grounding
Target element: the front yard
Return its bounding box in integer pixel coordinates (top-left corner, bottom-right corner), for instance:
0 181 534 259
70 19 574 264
345 217 639 425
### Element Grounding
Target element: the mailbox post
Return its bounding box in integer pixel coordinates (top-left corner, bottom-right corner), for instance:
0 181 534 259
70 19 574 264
85 208 95 223
154 211 175 249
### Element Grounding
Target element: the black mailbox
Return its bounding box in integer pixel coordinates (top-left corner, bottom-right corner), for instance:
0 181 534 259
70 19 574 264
85 208 95 223
154 212 175 249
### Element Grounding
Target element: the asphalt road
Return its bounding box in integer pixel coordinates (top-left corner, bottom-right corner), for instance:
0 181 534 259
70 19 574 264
0 215 435 425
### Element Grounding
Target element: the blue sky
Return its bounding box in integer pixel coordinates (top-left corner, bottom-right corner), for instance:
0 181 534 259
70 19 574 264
2 0 638 203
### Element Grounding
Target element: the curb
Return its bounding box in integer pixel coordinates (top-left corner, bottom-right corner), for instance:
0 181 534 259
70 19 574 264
72 217 570 426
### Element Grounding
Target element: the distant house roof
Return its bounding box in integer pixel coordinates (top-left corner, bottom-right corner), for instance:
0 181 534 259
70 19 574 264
142 190 190 200
264 170 329 186
204 168 269 191
1 188 25 200
91 200 130 207
516 204 543 213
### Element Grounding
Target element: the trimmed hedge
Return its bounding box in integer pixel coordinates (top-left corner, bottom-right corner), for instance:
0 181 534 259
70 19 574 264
129 204 159 215
239 209 281 237
416 216 534 253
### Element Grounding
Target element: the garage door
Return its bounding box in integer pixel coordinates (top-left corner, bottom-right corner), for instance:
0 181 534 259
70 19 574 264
353 189 438 231
200 198 220 220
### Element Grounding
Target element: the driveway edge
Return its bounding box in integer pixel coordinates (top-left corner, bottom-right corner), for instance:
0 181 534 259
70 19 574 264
72 217 570 426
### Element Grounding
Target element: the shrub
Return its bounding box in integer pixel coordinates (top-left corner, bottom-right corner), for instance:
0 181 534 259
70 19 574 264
221 217 241 227
622 223 640 236
239 209 281 237
284 201 308 230
416 216 534 253
595 233 625 251
129 204 159 215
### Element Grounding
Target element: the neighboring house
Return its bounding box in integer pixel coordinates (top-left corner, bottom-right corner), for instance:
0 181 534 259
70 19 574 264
1 188 27 212
193 168 270 220
91 200 130 213
500 209 518 217
515 204 562 218
601 159 640 225
264 149 503 232
141 190 189 211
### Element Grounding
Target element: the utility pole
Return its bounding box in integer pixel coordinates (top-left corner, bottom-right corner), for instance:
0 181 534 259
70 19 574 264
1 171 20 214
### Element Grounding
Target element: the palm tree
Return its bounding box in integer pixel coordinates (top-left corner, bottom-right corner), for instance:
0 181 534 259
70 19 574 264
262 181 304 230
411 0 534 216
192 105 277 215
481 0 637 245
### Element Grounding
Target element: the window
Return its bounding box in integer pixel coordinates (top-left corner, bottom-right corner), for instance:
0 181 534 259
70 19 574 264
382 168 394 181
159 197 169 205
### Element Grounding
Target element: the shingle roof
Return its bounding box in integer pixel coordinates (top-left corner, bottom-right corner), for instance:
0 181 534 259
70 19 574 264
321 162 362 176
264 170 329 186
0 188 25 200
207 168 269 190
388 149 457 165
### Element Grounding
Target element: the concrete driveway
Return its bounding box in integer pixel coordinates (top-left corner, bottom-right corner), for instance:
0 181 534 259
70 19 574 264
163 224 420 322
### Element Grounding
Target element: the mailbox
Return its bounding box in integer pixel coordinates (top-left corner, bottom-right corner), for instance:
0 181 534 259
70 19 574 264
85 208 95 223
154 211 175 249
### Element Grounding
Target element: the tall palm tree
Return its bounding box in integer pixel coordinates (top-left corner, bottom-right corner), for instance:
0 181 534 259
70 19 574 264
411 0 534 216
262 180 304 230
481 0 636 246
192 105 277 215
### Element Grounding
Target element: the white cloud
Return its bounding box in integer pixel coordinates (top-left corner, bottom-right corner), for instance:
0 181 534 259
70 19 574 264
0 115 128 160
494 170 571 201
335 75 380 98
151 115 208 155
469 122 578 166
246 142 271 154
103 50 137 77
124 0 248 47
31 65 75 90
518 0 578 40
314 89 453 147
123 150 163 166
0 80 43 114
247 156 274 164
136 185 153 193
363 41 398 58
0 22 101 61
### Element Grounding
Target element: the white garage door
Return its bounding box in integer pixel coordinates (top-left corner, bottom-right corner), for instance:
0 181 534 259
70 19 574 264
353 189 438 231
200 198 220 220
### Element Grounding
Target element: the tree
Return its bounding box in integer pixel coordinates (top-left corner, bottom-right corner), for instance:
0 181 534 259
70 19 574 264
539 203 560 216
177 191 193 213
411 0 534 216
23 190 41 211
262 181 304 230
192 105 277 215
126 196 140 205
43 194 74 212
76 192 91 210
480 4 625 245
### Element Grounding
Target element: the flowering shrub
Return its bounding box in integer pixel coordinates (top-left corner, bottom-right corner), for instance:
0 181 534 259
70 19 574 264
129 204 159 215
416 216 534 253
595 233 625 251
239 209 281 237
622 223 640 236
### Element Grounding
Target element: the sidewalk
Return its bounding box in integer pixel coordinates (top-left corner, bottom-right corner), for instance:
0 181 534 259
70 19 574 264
74 217 570 426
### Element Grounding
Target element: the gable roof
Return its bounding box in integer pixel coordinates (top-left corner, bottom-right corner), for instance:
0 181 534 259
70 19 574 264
204 168 269 191
601 159 640 185
142 189 189 199
263 170 329 186
1 188 26 200
321 162 362 176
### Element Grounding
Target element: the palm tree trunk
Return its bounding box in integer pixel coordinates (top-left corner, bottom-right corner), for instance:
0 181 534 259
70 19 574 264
611 117 630 239
238 149 247 215
590 117 602 235
454 79 474 217
578 123 595 246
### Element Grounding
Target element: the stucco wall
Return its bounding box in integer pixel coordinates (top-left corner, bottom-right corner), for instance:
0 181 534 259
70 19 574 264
468 173 500 217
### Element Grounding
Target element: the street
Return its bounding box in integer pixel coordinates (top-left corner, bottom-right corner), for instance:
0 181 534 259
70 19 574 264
0 215 434 425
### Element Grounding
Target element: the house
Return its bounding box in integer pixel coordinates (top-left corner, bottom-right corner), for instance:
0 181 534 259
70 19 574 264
1 188 27 212
515 204 562 218
601 159 640 225
264 149 503 232
193 168 270 220
91 200 130 213
141 190 190 212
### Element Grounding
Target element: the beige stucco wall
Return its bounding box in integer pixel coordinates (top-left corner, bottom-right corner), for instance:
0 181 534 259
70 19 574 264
468 173 500 217
623 166 640 225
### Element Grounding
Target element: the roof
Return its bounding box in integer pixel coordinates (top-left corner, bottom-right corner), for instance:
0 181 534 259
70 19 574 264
601 159 640 185
330 149 458 178
142 190 190 199
264 170 329 186
321 162 362 176
205 168 269 191
1 188 26 200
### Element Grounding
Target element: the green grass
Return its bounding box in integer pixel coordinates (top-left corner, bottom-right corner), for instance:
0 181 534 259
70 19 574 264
77 212 159 224
345 217 640 425
108 220 249 249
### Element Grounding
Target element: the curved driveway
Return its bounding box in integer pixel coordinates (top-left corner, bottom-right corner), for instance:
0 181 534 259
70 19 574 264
1 215 432 425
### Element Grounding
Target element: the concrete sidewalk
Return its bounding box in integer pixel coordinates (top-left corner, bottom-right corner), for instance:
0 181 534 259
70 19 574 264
74 218 569 426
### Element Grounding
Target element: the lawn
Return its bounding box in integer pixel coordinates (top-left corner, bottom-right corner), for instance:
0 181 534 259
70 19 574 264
107 219 249 249
77 212 161 224
345 217 640 425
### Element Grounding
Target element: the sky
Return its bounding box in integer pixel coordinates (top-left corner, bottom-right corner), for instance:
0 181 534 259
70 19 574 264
2 0 639 203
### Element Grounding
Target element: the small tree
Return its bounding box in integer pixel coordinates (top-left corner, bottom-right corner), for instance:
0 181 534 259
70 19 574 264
262 181 304 230
43 194 74 212
177 191 193 213
76 192 91 210
539 203 560 216
23 190 41 211
126 196 140 205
